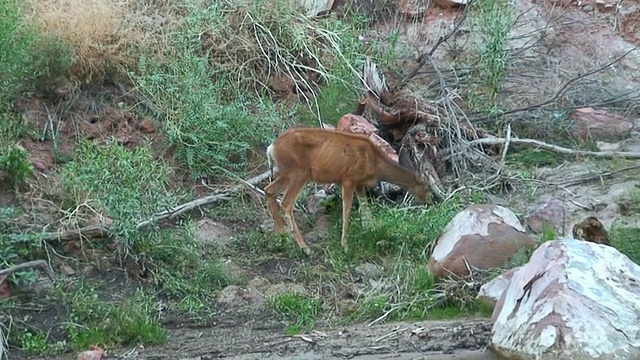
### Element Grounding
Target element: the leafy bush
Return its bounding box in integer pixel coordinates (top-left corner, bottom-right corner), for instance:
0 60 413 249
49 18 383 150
0 144 33 190
132 1 299 178
132 0 379 178
1 0 73 145
467 0 515 111
60 139 185 232
0 0 34 106
0 206 42 284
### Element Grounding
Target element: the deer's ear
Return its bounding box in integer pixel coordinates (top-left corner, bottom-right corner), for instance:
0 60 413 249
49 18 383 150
416 172 429 183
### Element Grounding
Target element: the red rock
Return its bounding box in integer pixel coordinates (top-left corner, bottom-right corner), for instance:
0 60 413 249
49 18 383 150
570 107 633 142
434 0 467 9
526 198 566 235
336 114 399 162
60 264 76 276
76 345 105 360
0 281 11 299
478 266 521 309
32 161 46 172
138 119 155 134
62 241 81 253
87 215 113 227
428 204 536 278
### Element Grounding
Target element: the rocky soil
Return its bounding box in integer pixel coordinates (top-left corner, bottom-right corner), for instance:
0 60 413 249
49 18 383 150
3 0 639 358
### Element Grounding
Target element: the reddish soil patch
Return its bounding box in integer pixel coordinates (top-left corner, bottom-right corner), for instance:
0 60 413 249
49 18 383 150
12 84 159 174
621 11 640 45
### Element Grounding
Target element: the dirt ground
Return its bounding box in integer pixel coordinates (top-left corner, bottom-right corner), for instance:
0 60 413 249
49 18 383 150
118 318 497 360
3 0 640 359
21 316 497 360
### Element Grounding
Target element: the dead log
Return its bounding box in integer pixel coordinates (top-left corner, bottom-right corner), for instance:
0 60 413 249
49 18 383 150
398 123 446 178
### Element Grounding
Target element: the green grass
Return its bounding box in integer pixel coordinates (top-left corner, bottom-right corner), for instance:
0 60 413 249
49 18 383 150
322 199 463 266
506 149 566 168
56 281 168 350
249 192 487 326
611 226 640 265
19 330 65 356
610 188 640 265
268 292 322 334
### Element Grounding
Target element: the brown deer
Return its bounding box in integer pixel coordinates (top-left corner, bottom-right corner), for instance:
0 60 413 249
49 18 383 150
264 127 433 255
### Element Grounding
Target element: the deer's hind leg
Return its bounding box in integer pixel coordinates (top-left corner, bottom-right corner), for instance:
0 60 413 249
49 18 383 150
264 176 289 234
356 186 373 225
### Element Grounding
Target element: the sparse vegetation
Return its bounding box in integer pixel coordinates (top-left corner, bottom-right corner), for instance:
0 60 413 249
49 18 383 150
56 282 168 350
19 330 64 356
0 144 33 190
467 0 515 112
0 0 639 358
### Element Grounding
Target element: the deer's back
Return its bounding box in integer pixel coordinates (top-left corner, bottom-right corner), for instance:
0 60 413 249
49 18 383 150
273 128 383 186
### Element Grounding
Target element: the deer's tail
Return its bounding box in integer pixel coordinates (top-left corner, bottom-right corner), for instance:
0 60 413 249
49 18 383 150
266 143 275 179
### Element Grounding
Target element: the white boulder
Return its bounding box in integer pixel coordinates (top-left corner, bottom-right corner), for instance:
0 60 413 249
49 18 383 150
477 266 521 308
490 237 640 360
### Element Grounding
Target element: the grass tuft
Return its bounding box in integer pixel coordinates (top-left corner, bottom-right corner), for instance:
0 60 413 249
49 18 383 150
268 292 322 334
56 281 168 350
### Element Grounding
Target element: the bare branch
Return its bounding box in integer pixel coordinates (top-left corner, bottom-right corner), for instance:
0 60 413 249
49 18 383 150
466 137 640 159
560 165 640 187
470 48 639 123
42 170 273 243
0 260 55 285
400 3 471 86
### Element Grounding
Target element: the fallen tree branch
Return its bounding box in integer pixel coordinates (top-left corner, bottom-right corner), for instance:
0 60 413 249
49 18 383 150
0 260 55 285
362 93 439 127
470 48 639 123
42 170 273 243
466 137 640 159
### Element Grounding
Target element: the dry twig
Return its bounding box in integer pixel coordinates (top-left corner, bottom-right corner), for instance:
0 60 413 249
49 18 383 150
470 48 639 123
42 170 273 243
0 260 55 286
466 137 640 159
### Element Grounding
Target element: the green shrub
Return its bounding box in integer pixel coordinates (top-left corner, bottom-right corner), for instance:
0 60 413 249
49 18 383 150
467 0 515 111
0 144 33 190
60 139 185 234
0 0 72 145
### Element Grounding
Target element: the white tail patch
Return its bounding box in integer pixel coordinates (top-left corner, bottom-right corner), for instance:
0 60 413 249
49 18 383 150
266 143 275 179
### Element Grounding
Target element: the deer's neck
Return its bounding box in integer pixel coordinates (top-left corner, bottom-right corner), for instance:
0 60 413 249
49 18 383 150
378 158 418 189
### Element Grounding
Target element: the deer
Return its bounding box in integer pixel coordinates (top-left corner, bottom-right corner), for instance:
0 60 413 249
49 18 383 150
264 127 433 256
